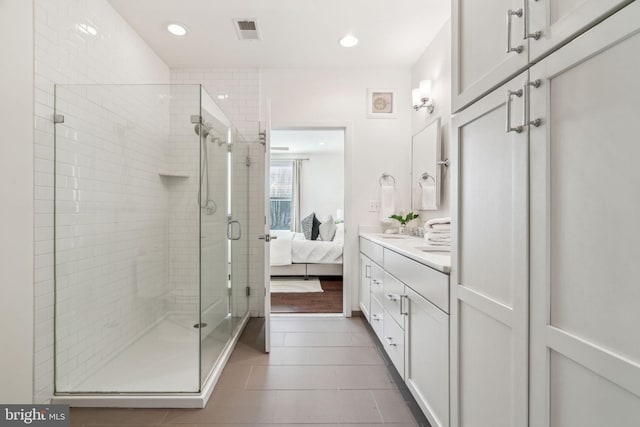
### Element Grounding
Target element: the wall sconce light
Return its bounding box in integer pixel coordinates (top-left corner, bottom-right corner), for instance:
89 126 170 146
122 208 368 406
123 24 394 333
412 80 435 114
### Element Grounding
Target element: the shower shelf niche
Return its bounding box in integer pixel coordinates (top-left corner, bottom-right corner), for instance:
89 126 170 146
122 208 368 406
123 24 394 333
158 171 190 178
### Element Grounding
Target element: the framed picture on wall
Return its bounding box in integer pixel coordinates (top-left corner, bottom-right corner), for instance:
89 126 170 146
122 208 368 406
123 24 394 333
367 89 397 119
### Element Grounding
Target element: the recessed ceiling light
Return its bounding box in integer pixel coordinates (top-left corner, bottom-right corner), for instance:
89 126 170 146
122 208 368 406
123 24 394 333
217 94 229 100
167 23 188 37
339 35 358 48
319 142 326 146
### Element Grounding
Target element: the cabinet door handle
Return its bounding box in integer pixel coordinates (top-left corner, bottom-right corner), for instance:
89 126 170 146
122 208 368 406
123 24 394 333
400 295 409 316
385 293 400 302
506 8 524 54
523 3 542 41
365 264 371 278
523 79 543 128
386 337 398 347
506 88 524 133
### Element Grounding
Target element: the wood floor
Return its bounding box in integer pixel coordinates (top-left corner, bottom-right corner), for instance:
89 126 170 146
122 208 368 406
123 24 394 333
270 276 343 313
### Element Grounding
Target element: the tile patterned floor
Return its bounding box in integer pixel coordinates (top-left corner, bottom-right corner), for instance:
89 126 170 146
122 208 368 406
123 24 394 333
70 316 428 426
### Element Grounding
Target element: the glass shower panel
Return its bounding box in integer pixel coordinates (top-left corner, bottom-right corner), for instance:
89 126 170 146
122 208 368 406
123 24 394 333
54 84 201 393
231 134 251 333
198 89 232 383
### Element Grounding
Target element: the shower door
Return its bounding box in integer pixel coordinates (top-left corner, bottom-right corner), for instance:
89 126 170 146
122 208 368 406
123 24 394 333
198 88 250 386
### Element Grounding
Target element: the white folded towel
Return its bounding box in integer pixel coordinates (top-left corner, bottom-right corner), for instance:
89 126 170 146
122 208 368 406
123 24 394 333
428 228 450 235
379 185 395 224
428 235 451 243
420 183 436 210
425 217 451 229
429 223 450 231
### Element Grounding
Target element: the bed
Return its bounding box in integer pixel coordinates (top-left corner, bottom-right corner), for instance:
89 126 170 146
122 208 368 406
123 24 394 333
270 226 344 277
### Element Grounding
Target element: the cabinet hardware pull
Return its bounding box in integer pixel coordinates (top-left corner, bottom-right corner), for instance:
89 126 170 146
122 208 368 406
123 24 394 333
506 88 524 133
523 79 543 128
400 295 409 316
365 264 371 278
386 337 398 347
523 5 542 40
506 9 524 54
385 293 399 302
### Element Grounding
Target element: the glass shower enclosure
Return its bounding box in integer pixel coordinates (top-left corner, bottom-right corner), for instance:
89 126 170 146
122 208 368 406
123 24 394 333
53 84 250 401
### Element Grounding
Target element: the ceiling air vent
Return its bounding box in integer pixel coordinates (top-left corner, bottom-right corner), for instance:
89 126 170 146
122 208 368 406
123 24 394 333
233 18 261 41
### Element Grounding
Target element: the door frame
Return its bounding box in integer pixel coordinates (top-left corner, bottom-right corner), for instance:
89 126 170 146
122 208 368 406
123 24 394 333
266 121 353 317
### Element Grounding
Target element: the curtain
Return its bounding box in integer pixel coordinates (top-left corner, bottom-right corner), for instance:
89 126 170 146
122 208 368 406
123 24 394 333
291 160 302 232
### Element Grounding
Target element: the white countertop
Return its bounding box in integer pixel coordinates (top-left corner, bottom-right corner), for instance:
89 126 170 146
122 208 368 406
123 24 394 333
359 232 451 274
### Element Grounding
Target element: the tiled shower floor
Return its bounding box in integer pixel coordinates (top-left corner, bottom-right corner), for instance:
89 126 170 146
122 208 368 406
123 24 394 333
70 316 428 426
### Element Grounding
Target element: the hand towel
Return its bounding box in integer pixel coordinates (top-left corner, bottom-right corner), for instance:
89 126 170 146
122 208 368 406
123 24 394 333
379 185 395 224
420 183 437 210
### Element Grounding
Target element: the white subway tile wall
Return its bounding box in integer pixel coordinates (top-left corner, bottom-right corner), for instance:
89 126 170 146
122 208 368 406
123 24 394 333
33 0 170 402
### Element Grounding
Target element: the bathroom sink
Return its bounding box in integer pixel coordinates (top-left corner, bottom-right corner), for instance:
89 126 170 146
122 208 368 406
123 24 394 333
414 245 450 253
377 234 411 239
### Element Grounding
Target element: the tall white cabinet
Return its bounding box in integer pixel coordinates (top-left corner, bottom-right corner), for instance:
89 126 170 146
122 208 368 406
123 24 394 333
452 2 640 426
528 5 640 426
452 0 633 112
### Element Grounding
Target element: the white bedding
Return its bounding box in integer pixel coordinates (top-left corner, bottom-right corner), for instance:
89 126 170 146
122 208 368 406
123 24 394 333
270 230 295 266
269 231 343 266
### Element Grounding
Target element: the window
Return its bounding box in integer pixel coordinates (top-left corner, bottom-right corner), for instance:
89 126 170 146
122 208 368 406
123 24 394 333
270 161 292 230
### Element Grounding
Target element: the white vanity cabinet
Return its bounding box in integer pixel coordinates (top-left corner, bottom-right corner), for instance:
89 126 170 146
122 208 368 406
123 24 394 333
452 0 633 112
359 254 371 321
405 286 449 427
359 236 450 427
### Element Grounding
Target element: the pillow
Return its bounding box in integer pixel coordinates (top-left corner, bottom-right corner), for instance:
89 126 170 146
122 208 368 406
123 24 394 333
333 223 345 244
319 215 337 242
311 215 321 240
301 213 315 240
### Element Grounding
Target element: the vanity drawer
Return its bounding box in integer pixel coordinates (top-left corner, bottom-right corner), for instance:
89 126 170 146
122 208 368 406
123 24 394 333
383 272 405 329
370 295 385 341
360 237 384 266
384 249 449 313
370 262 385 302
383 312 405 379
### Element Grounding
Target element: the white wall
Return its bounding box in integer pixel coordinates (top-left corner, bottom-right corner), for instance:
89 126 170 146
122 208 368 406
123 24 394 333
261 68 412 312
33 0 170 402
0 0 34 404
272 152 345 223
411 20 452 221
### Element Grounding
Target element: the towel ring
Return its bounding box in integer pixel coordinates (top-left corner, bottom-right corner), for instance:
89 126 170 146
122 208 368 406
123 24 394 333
418 173 436 188
379 173 396 187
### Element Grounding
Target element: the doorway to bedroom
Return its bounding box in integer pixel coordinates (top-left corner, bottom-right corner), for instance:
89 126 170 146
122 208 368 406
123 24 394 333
268 128 345 314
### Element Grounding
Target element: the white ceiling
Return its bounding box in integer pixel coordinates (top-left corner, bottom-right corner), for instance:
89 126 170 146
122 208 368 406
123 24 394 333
108 0 450 68
271 129 344 154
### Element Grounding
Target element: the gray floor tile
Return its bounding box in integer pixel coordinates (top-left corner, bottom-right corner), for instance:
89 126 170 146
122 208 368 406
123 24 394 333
282 331 375 347
246 364 397 390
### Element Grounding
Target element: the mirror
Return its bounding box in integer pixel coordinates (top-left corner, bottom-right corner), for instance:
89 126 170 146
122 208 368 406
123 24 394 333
411 117 441 211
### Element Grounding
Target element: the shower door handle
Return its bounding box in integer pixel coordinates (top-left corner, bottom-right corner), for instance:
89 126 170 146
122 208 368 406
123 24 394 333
258 234 277 242
227 220 242 240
